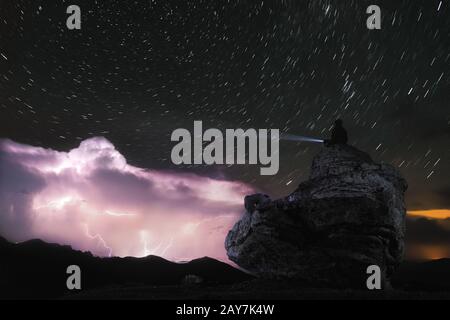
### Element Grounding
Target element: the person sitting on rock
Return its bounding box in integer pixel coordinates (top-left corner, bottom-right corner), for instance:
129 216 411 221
325 119 348 146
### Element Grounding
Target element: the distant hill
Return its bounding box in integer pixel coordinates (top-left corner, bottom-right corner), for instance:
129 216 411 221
392 259 450 291
0 236 252 299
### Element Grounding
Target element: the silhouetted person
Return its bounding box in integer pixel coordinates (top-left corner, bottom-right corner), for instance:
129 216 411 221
326 119 348 145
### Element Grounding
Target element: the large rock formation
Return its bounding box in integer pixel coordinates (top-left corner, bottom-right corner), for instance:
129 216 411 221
225 144 407 288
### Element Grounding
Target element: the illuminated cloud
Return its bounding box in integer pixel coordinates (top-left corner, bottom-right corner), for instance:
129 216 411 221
408 209 450 220
0 137 253 261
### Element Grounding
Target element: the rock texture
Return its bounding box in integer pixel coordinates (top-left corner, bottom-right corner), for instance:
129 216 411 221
225 144 407 288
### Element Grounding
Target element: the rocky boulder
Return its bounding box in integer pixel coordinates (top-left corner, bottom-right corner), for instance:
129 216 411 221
225 144 407 288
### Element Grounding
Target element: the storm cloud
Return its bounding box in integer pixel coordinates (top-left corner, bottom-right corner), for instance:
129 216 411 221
0 137 253 261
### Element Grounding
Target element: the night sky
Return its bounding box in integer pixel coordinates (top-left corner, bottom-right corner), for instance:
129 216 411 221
0 1 449 259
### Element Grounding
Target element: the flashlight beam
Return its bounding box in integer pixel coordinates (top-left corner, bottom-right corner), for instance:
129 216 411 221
280 133 324 144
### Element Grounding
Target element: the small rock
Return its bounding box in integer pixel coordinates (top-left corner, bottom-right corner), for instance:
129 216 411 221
181 274 204 286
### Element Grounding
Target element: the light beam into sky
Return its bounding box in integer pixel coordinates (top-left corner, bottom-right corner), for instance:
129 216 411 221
280 133 324 144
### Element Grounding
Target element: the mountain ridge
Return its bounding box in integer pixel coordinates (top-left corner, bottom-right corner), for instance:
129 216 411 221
0 235 252 299
1 235 450 299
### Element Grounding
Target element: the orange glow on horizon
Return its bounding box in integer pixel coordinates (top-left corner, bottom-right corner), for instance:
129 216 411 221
407 244 450 261
407 209 450 220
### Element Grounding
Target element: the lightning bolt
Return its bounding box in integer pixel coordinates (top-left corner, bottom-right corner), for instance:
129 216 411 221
140 231 174 257
160 237 174 256
104 210 136 217
33 195 82 211
84 224 113 257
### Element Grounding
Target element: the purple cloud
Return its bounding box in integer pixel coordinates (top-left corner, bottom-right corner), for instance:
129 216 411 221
0 137 253 261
